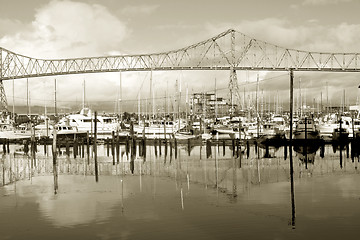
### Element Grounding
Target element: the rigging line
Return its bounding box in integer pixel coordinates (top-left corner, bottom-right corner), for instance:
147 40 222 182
7 73 292 104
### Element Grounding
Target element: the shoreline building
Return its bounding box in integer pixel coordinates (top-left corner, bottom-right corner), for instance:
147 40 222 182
190 92 231 118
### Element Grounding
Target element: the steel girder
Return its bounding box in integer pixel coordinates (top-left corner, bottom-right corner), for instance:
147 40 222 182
1 29 360 81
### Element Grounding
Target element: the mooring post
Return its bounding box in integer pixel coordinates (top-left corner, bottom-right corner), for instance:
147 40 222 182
106 137 110 157
304 117 308 169
154 138 158 157
174 137 177 159
52 126 58 194
6 139 10 154
289 69 296 228
86 131 90 164
111 131 115 164
94 111 98 182
223 140 225 156
116 132 120 164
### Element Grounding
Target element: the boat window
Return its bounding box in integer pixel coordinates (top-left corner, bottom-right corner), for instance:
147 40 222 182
83 119 101 123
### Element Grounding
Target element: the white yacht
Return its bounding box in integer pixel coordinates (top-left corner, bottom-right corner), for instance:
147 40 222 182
59 108 119 136
133 119 184 139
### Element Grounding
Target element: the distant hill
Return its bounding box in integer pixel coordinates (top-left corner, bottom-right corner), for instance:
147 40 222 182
10 104 122 115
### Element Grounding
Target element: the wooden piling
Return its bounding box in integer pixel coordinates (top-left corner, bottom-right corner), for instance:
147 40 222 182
169 140 173 160
159 138 162 156
206 139 211 158
52 127 58 194
66 139 70 158
340 145 343 169
24 140 29 155
232 139 235 156
6 139 10 154
154 138 158 157
289 69 296 228
78 137 82 158
86 131 90 164
111 131 115 165
187 138 191 156
143 137 146 159
94 111 99 182
223 140 225 156
174 138 178 159
125 135 129 158
246 141 250 159
106 137 110 157
44 137 47 156
254 140 258 154
73 137 77 159
132 137 137 158
236 139 239 158
81 138 85 158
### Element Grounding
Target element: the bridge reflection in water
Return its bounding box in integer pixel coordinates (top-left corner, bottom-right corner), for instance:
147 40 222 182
1 142 360 239
1 142 359 191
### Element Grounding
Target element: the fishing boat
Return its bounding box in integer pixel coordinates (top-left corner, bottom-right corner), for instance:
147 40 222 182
294 117 320 140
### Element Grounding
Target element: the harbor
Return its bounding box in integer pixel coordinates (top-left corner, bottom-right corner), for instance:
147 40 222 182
1 0 360 239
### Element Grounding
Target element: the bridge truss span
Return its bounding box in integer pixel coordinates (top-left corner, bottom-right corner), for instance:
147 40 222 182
2 29 360 82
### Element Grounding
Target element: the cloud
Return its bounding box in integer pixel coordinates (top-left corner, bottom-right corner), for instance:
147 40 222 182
0 0 128 58
302 0 352 5
120 4 159 15
0 0 131 111
0 19 28 38
206 18 360 53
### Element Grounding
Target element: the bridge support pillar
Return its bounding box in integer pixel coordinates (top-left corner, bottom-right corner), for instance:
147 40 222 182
229 68 241 117
0 80 8 112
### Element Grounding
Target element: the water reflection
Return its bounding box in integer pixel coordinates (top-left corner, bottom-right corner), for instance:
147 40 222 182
15 176 128 227
1 168 360 239
1 140 360 232
293 140 322 164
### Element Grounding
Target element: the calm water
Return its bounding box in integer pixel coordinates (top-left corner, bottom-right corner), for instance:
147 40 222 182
0 143 359 239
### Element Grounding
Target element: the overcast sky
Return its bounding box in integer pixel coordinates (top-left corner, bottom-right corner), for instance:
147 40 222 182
1 0 360 113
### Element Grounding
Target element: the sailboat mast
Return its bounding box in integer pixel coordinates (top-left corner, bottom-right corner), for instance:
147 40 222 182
186 84 188 132
119 71 123 122
178 78 181 131
150 70 153 121
12 78 15 117
256 73 259 117
54 78 57 121
326 82 329 115
26 78 29 116
215 77 217 120
299 77 302 117
138 92 141 124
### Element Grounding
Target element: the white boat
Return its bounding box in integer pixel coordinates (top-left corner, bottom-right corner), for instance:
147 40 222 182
53 124 87 140
59 108 119 136
319 115 353 139
133 119 184 139
213 125 249 140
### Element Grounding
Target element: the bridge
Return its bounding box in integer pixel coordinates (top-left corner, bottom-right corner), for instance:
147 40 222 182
1 28 360 111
